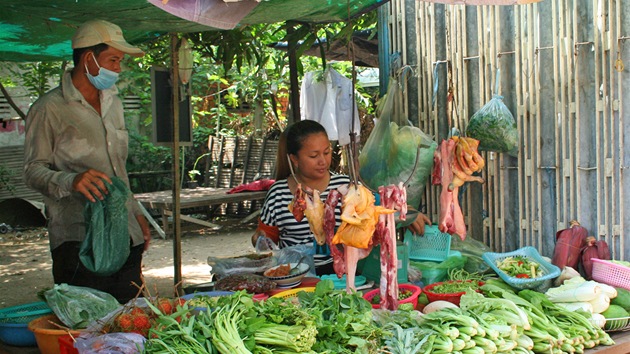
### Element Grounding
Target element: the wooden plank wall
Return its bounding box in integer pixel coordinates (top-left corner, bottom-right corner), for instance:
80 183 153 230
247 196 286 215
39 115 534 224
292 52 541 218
386 0 629 259
206 136 278 215
0 145 42 202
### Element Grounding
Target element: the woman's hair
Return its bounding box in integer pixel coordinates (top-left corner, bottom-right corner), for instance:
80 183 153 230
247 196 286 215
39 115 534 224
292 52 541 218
275 120 328 179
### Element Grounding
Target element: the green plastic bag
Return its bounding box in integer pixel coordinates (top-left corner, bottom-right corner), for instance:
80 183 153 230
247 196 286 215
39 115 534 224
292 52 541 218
359 78 437 208
80 177 130 276
466 70 518 156
44 284 120 329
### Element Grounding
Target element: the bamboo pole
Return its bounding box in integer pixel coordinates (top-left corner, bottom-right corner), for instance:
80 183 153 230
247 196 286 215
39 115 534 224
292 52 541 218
514 6 527 249
615 0 625 260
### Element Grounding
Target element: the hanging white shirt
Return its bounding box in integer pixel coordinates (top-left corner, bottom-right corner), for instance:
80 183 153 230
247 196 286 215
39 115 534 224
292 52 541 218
300 67 360 146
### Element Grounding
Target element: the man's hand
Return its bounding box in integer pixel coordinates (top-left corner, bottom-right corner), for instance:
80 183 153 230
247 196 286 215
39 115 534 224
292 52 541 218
408 211 432 236
136 215 151 251
72 169 112 202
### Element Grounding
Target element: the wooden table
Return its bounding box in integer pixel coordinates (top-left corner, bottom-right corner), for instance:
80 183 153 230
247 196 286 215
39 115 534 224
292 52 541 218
134 187 267 234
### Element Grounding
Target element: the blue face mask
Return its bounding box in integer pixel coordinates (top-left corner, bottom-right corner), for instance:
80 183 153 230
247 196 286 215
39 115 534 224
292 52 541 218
84 53 119 90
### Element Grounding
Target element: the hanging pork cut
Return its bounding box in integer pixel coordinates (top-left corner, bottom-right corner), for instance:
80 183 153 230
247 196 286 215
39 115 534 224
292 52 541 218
324 189 346 277
375 183 407 311
433 139 467 239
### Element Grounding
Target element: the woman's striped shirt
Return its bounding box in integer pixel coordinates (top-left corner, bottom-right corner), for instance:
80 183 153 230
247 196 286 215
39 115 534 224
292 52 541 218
259 173 350 268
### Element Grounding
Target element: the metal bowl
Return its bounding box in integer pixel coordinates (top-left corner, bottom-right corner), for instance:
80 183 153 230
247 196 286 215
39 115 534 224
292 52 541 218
264 262 310 288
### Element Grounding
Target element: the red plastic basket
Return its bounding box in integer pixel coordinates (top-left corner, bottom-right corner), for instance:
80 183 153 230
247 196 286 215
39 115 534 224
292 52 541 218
363 284 422 309
422 280 484 306
58 334 79 354
591 258 630 291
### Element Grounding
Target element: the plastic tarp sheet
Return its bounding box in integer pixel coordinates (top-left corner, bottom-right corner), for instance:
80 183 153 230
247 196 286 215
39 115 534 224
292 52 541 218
0 0 389 62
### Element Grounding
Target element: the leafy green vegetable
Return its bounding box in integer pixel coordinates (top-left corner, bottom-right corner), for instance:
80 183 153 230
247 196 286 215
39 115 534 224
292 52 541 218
466 95 518 156
430 280 481 294
297 279 383 353
495 256 543 278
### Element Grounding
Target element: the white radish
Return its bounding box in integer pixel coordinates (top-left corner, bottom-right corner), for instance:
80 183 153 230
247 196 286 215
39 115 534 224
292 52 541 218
545 280 601 302
588 293 611 314
555 301 594 313
422 300 458 314
590 313 607 328
596 282 618 299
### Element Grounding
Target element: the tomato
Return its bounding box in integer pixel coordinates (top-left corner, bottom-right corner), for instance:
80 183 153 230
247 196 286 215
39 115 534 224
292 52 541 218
515 273 530 278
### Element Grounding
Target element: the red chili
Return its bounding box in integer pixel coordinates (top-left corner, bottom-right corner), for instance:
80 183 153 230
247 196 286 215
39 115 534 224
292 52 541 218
517 261 524 266
516 273 530 278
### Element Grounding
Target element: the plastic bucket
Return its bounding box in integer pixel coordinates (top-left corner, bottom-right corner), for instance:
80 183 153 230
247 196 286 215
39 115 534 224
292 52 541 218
28 314 81 354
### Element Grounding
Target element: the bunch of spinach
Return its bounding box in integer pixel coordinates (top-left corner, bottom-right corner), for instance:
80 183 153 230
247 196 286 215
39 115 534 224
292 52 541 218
296 280 383 353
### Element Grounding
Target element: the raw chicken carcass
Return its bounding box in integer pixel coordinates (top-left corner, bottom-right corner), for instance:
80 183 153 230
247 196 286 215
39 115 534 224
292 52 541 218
332 184 394 249
288 184 307 222
304 189 326 245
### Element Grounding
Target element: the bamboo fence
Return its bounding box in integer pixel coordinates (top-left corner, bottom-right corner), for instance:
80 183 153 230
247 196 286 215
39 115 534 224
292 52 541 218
383 0 629 259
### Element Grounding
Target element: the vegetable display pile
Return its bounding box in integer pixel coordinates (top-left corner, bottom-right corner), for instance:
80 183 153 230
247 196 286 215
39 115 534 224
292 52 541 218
496 256 543 279
370 289 413 304
73 275 624 354
430 280 482 294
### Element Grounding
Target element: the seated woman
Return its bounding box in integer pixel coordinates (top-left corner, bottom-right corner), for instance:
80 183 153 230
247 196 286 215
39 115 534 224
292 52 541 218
252 120 430 276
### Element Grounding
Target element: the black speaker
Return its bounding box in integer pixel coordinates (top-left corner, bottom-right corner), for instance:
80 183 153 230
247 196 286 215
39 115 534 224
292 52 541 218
150 66 192 146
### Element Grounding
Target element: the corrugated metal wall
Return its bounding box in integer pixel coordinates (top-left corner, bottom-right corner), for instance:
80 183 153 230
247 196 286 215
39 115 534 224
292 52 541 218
382 0 629 259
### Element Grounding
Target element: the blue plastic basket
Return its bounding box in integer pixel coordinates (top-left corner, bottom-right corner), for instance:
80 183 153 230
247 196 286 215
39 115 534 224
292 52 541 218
405 226 452 262
0 322 37 347
482 246 561 291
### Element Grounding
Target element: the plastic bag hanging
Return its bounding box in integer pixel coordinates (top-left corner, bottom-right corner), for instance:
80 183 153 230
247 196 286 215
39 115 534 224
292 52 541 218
358 78 437 208
466 69 519 156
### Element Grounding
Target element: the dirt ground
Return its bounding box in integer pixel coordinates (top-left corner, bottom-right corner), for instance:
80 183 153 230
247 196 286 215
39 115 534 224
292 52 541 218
0 218 256 309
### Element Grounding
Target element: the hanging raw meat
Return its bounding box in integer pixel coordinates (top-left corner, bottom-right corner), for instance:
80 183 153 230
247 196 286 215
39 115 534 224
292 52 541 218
332 184 394 249
326 183 394 293
433 139 467 239
304 189 326 245
375 183 407 311
288 184 307 221
324 189 346 277
431 137 485 240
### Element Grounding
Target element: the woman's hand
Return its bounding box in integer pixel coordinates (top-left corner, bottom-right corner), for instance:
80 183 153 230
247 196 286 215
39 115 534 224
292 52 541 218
407 211 432 236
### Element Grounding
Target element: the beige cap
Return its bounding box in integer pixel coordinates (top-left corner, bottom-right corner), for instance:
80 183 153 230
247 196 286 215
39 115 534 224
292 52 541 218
72 20 144 57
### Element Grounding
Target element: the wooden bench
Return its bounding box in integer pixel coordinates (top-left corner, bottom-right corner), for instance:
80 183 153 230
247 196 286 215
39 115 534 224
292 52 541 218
134 135 278 235
134 187 268 234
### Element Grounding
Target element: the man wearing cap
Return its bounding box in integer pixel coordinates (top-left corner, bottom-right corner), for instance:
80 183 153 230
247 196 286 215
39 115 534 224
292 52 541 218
23 20 150 303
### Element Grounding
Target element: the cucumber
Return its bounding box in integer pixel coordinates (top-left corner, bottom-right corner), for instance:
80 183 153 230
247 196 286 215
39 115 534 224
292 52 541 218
611 287 630 312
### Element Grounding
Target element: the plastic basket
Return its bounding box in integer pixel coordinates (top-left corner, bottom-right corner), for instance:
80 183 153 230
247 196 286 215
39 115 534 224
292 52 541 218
422 280 484 306
591 258 630 291
363 284 422 309
603 317 630 332
404 226 451 262
270 287 316 299
0 301 52 324
58 334 79 354
482 246 561 291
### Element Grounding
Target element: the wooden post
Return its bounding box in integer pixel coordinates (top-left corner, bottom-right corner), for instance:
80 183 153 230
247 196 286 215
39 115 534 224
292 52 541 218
170 34 183 295
287 21 300 124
